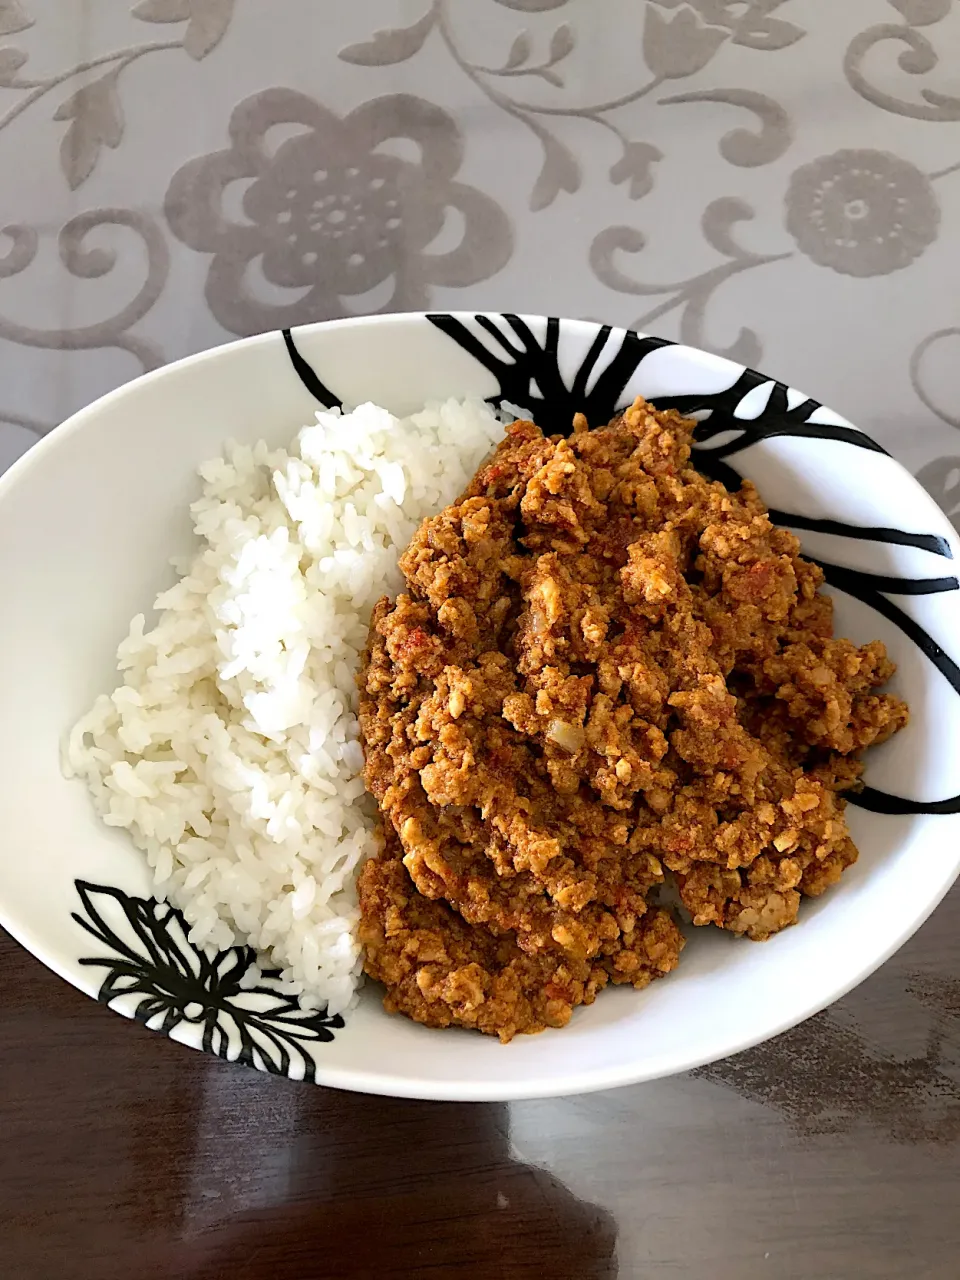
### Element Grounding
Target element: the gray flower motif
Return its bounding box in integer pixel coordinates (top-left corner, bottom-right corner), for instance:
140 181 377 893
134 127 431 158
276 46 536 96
785 149 940 278
609 141 663 199
650 0 804 49
164 88 512 335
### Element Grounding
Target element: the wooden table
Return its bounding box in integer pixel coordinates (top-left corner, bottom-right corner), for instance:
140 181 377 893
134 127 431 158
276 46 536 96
4 883 959 1279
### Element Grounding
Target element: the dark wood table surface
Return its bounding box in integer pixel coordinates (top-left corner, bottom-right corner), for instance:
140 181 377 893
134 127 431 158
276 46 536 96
4 881 959 1280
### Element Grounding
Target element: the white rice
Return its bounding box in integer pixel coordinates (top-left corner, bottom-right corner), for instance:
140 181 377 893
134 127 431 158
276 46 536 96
63 398 503 1014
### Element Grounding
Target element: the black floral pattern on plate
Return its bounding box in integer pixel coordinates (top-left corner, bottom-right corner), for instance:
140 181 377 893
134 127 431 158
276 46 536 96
72 881 342 1081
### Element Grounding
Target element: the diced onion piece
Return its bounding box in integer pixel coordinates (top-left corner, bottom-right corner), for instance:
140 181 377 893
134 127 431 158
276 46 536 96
546 720 584 753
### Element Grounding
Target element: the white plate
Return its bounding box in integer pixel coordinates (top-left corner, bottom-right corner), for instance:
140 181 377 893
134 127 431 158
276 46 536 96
1 312 958 1100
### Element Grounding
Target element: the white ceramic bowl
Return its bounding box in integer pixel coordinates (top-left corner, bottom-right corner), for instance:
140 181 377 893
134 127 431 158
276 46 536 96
2 313 959 1101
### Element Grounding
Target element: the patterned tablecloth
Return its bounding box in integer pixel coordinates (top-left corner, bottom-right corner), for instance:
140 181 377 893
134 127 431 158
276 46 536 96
2 1 959 490
2 4 960 1278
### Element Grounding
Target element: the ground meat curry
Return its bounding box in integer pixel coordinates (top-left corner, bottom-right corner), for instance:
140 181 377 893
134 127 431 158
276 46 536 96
357 398 908 1042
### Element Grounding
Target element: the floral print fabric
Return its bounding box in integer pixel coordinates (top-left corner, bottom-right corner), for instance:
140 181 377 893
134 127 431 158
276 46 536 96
0 0 958 509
